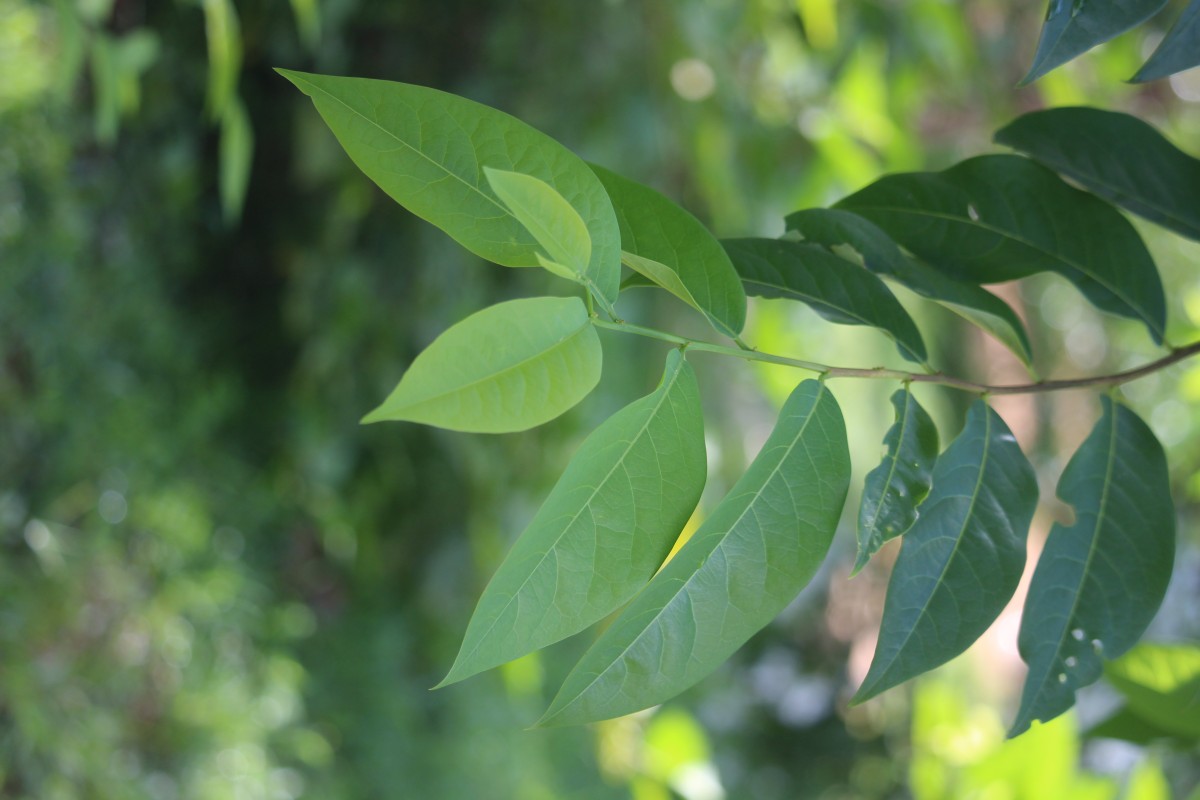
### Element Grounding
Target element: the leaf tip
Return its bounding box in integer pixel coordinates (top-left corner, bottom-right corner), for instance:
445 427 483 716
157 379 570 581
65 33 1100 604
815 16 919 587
360 405 390 425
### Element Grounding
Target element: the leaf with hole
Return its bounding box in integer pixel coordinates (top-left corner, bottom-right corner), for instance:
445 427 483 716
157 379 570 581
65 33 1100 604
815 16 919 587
853 389 939 576
853 400 1037 704
1022 0 1168 84
437 349 705 686
362 296 601 433
278 69 620 306
538 380 850 726
996 107 1200 242
590 164 746 338
723 238 928 365
1011 399 1175 736
836 155 1166 344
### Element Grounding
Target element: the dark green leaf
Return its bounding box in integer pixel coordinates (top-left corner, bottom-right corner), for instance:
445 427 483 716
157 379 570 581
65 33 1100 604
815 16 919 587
590 164 746 338
837 155 1166 344
1104 643 1200 739
1010 399 1175 737
723 238 928 365
854 400 1037 704
1134 0 1200 81
362 296 601 433
437 350 706 686
996 107 1200 242
539 380 850 726
853 389 939 577
785 208 1034 368
1022 0 1168 84
277 70 620 306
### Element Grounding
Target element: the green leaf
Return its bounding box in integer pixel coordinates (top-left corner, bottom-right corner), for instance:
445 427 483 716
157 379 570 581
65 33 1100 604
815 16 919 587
437 350 706 686
1010 399 1175 737
277 69 620 306
590 164 746 338
484 168 592 287
837 155 1166 344
1021 0 1168 84
362 296 601 433
1104 643 1200 738
854 400 1037 704
785 208 1034 368
852 389 939 577
219 94 253 225
996 107 1200 242
723 238 928 365
539 380 850 726
1134 1 1200 81
203 0 242 120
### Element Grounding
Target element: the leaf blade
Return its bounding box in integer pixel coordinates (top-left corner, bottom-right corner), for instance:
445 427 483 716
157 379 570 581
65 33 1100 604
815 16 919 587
438 350 706 685
362 296 601 433
1022 0 1169 84
484 167 592 285
539 380 850 726
1133 0 1200 82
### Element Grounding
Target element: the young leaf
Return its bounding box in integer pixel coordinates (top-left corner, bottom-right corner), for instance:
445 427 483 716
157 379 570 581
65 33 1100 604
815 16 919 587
437 349 706 686
723 238 928 365
277 70 620 305
362 296 601 433
1010 399 1175 737
853 389 939 577
484 168 592 286
1103 643 1200 739
996 107 1200 242
590 164 746 338
538 380 850 727
1021 0 1168 85
1134 1 1200 81
837 155 1167 344
854 400 1037 704
785 208 1034 368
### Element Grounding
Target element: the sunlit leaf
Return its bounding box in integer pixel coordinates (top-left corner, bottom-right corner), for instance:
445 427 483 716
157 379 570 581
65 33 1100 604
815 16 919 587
996 107 1200 242
219 95 253 225
1133 0 1200 81
854 400 1037 704
1103 643 1200 738
1011 399 1175 737
539 380 850 726
1021 0 1168 84
202 0 242 120
362 296 601 433
853 389 939 576
786 208 1034 368
484 168 592 288
278 70 621 306
591 164 746 338
724 238 928 365
436 350 705 685
837 155 1166 344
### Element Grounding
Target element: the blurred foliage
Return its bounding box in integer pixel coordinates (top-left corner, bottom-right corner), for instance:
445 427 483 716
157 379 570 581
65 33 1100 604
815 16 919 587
1 0 1198 798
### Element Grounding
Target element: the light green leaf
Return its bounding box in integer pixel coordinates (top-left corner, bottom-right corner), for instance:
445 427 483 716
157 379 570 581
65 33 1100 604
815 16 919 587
219 94 253 225
785 208 1034 368
837 155 1166 344
1134 1 1200 81
277 69 620 306
538 380 849 726
723 238 928 365
202 0 242 120
484 168 592 287
854 400 1037 704
437 350 706 686
996 107 1200 242
1104 643 1200 738
1021 0 1168 84
288 0 321 49
362 296 601 433
1010 399 1175 737
590 164 746 337
853 389 939 577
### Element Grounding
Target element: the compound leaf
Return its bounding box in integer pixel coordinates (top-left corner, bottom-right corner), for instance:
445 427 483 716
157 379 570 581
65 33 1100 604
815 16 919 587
363 296 601 433
853 389 939 576
539 380 850 727
1022 0 1168 84
854 400 1037 704
1011 399 1175 737
1134 0 1200 81
996 107 1200 242
437 350 706 686
591 163 746 338
278 69 620 305
724 237 928 365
